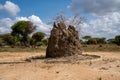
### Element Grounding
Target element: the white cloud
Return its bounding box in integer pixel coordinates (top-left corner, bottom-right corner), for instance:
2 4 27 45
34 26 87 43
68 0 120 38
69 0 120 16
28 15 42 24
28 15 50 34
16 17 29 21
0 15 50 35
4 1 20 16
0 1 20 16
16 15 50 33
81 12 120 38
0 4 3 10
0 18 14 33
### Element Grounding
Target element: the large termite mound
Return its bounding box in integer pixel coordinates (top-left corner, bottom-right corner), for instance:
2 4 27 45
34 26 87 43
46 22 82 58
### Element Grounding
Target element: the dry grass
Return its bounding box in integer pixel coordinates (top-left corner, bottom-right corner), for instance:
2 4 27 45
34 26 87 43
0 46 46 52
0 44 120 53
82 44 120 52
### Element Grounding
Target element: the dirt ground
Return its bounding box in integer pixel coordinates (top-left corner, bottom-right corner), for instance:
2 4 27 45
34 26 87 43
0 52 120 80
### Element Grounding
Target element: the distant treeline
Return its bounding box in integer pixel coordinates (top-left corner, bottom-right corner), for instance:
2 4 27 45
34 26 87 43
81 35 120 45
0 21 48 48
0 20 120 48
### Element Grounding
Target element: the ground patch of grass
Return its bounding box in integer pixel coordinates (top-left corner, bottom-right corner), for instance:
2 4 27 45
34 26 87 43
0 44 120 52
0 46 46 52
82 44 120 52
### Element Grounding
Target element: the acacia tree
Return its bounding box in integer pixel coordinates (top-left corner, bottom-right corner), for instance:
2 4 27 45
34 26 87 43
1 34 15 46
11 21 37 47
0 34 15 46
31 32 45 47
114 35 120 45
82 36 91 41
86 37 106 44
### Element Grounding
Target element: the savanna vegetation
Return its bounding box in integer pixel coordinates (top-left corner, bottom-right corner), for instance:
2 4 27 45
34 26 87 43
0 20 120 52
0 21 48 48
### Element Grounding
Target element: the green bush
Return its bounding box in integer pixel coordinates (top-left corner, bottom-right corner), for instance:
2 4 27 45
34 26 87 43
114 35 120 45
36 42 44 46
41 39 48 46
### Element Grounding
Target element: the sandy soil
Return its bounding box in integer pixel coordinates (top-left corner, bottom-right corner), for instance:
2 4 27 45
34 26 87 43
0 52 120 80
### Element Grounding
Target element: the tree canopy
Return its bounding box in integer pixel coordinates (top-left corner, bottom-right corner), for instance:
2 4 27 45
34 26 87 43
11 21 37 47
32 32 45 42
114 35 120 45
31 32 46 47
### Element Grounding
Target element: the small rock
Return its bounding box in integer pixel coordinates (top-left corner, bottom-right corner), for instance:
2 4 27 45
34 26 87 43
56 71 59 74
100 67 109 70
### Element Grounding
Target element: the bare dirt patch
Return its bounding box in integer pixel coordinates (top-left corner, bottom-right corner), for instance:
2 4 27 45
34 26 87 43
0 52 120 80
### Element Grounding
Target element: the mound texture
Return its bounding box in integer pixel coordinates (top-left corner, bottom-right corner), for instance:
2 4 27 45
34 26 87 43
46 22 82 58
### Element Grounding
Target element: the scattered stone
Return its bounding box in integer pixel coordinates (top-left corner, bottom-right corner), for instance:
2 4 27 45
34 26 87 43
97 77 102 80
25 58 31 62
89 61 92 66
116 65 120 67
111 74 113 77
56 71 59 74
100 67 109 70
109 66 112 68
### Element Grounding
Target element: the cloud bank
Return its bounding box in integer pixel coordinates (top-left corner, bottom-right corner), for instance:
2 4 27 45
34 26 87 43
0 1 20 16
0 15 50 34
0 0 120 39
0 18 14 33
81 12 120 38
69 0 120 16
16 15 50 34
69 0 120 38
0 4 3 10
0 1 50 35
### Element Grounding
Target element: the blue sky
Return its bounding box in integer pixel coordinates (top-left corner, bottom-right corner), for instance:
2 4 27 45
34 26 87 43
0 0 120 39
0 0 72 22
